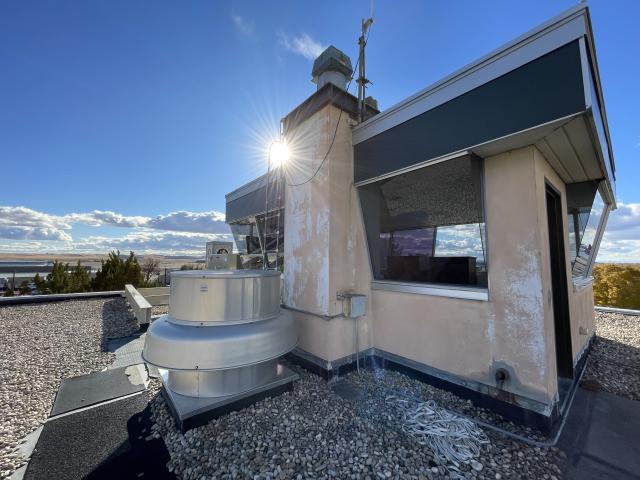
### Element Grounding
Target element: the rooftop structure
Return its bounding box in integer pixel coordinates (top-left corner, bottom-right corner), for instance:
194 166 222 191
225 4 615 431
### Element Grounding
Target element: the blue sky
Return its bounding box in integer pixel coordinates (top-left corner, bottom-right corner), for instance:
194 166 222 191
1 1 639 259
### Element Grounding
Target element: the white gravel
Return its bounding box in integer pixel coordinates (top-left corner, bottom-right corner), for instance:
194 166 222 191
0 297 138 478
583 311 640 400
148 311 640 480
3 302 637 479
152 305 169 316
150 368 565 480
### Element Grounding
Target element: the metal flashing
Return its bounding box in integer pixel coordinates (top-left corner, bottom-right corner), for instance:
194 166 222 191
225 174 268 203
371 280 489 301
353 4 589 145
354 40 586 183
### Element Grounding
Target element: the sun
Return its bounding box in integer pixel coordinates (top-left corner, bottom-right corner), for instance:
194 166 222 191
269 141 289 168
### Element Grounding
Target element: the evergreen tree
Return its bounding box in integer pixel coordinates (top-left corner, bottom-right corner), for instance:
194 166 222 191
33 273 47 294
18 280 30 296
69 262 92 292
46 260 71 293
92 251 143 291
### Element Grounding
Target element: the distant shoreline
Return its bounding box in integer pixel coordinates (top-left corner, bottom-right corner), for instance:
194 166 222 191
0 253 204 270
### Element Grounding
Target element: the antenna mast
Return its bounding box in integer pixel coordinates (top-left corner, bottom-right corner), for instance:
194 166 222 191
357 17 373 123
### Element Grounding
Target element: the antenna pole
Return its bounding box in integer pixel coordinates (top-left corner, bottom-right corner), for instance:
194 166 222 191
357 17 373 123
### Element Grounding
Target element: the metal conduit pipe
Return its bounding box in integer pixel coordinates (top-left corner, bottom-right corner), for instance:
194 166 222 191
282 297 363 373
281 303 345 320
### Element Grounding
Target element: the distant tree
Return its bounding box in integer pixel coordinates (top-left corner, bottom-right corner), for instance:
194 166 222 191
593 264 640 309
92 251 143 291
142 257 161 284
30 261 91 294
3 285 14 297
33 273 47 294
69 262 92 292
18 280 30 296
47 261 72 294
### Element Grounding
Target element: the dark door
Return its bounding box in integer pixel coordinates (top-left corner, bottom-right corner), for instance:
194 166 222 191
545 185 573 380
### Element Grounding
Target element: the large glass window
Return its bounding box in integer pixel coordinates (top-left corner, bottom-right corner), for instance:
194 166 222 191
359 155 487 288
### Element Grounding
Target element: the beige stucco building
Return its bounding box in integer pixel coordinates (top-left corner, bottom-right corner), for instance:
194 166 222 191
224 5 615 431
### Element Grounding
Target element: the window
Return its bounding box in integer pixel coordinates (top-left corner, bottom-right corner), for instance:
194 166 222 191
359 155 487 288
229 211 285 270
256 211 284 254
567 185 606 278
230 221 261 254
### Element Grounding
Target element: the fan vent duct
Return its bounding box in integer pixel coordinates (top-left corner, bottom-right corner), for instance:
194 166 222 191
142 269 298 430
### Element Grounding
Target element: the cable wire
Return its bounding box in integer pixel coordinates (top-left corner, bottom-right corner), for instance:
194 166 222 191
386 395 489 475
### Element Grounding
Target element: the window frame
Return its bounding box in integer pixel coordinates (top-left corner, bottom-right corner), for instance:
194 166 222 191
569 181 611 286
356 152 490 301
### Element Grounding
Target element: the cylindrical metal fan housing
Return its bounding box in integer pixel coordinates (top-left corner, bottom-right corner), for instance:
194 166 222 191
142 269 296 399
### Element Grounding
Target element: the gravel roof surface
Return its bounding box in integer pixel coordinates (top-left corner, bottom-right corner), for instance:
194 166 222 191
150 368 565 480
149 311 640 480
583 311 640 401
0 298 138 478
152 305 169 316
2 302 637 480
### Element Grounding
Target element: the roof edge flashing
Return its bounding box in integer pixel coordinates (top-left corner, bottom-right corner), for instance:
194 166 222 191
353 3 590 144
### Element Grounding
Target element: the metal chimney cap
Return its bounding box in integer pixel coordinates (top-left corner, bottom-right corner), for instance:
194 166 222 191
312 45 353 82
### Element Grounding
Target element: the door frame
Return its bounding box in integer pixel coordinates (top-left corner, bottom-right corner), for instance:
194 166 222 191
545 181 574 380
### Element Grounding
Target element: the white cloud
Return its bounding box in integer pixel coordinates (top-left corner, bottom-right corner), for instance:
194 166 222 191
0 205 231 255
0 206 228 236
597 202 640 263
0 225 72 242
231 14 254 36
278 32 325 60
146 210 228 234
72 231 232 256
66 210 149 228
0 205 72 230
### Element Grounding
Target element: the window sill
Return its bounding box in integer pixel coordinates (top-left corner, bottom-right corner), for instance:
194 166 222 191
371 280 489 301
573 276 594 293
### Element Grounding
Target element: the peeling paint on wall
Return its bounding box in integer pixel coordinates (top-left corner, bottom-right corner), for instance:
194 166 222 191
502 235 547 380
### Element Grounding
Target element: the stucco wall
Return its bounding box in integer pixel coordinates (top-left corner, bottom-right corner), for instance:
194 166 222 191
284 104 374 365
371 146 552 407
532 147 595 371
283 102 595 412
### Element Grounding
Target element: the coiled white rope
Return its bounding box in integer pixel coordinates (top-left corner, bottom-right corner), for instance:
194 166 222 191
386 395 489 473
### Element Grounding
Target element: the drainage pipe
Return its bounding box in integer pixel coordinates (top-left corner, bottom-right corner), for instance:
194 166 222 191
462 356 589 448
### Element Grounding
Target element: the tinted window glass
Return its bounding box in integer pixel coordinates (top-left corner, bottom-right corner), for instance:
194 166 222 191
359 155 487 288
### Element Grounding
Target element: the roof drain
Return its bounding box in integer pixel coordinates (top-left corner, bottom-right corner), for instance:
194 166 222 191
143 269 299 431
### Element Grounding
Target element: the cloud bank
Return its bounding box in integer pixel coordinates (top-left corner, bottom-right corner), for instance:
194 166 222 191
1 202 639 261
0 205 231 256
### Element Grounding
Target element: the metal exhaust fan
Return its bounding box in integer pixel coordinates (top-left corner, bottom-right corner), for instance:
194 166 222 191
143 269 298 431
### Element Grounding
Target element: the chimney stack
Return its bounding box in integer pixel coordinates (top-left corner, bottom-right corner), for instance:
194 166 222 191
312 46 353 91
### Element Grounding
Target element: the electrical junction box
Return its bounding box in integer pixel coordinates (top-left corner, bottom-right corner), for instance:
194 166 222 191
341 293 367 318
